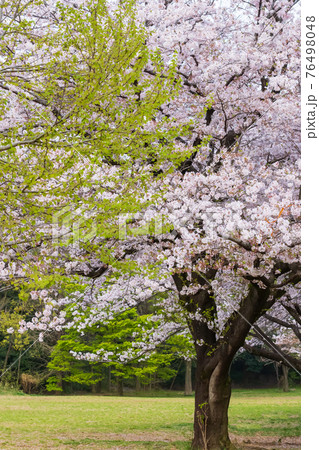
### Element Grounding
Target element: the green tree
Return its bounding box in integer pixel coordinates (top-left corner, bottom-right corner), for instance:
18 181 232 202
0 288 31 379
0 0 190 285
0 286 58 389
46 308 177 393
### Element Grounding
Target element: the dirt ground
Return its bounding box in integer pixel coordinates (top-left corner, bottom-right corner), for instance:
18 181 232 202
0 431 301 449
62 432 301 449
230 433 301 450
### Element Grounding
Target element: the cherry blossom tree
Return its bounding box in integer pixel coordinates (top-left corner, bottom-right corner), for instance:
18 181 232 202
2 1 301 449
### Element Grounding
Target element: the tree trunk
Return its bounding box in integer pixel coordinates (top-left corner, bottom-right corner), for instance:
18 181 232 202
207 364 235 450
172 268 288 450
136 376 141 392
185 359 192 395
192 357 235 450
281 365 289 392
170 359 182 390
116 377 123 396
91 381 101 393
55 372 63 395
16 350 21 386
2 340 12 376
274 362 280 386
107 366 111 392
192 357 212 449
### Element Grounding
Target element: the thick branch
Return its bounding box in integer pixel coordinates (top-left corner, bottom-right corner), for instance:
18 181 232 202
264 313 301 340
244 343 301 372
282 303 301 325
203 281 273 377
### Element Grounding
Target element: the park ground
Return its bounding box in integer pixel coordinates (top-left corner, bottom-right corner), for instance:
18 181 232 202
0 388 300 449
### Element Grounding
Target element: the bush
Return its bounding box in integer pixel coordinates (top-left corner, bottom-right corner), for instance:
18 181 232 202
20 373 40 394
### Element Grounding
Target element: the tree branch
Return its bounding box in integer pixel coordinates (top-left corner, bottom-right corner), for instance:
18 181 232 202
244 343 301 372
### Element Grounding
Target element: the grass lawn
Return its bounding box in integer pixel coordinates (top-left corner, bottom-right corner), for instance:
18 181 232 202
0 388 300 449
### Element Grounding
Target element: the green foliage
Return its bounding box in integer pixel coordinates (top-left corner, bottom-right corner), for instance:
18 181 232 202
164 334 195 362
46 308 178 391
0 311 29 352
0 0 192 292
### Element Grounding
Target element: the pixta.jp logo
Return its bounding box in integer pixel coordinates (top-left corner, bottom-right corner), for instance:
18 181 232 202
52 206 97 247
118 213 163 239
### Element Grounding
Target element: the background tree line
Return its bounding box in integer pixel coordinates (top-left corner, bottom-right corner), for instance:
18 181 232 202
0 287 300 395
